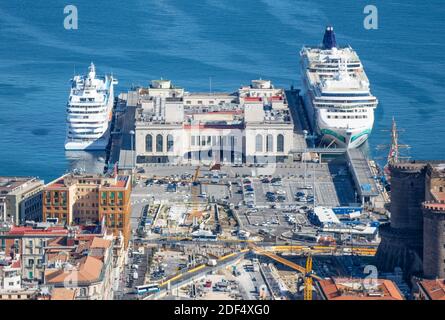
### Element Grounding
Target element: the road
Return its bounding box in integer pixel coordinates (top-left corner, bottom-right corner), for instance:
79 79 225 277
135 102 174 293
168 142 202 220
109 104 136 167
143 250 248 300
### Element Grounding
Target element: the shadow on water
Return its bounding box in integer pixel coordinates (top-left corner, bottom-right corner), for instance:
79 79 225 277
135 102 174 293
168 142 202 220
65 151 106 175
31 128 50 136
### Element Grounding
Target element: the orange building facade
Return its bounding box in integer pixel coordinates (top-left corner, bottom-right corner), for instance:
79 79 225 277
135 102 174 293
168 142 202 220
42 173 131 246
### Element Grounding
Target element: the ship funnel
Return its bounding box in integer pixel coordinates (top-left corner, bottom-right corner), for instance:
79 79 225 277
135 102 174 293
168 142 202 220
322 26 337 49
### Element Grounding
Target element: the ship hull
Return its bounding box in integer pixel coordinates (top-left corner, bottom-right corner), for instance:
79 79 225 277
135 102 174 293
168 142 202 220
64 132 110 151
301 84 374 149
65 66 115 151
318 125 371 149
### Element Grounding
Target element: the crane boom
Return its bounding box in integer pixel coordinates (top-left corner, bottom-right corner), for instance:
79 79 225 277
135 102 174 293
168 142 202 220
250 245 321 280
304 255 313 300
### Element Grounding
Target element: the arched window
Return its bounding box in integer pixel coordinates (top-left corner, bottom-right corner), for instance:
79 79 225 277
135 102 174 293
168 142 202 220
167 134 174 152
145 134 153 152
156 134 163 152
266 134 273 152
277 134 284 152
255 134 263 152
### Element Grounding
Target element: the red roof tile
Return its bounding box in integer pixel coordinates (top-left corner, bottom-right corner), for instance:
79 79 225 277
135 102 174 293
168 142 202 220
419 279 445 300
318 278 404 300
7 226 68 236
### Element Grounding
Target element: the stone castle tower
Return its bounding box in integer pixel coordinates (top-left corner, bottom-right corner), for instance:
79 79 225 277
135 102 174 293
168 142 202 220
375 162 427 278
376 161 445 280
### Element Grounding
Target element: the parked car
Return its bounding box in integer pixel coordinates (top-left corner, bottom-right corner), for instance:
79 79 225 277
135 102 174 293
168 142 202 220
246 201 256 208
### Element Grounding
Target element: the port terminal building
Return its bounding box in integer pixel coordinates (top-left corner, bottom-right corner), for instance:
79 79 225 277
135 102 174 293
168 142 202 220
131 79 294 165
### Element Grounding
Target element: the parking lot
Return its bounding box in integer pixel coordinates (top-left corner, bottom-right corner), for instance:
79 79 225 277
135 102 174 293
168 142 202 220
131 161 357 241
229 162 356 240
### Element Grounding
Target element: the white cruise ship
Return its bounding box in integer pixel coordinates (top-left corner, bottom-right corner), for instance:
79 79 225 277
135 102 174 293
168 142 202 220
300 26 378 148
65 63 118 150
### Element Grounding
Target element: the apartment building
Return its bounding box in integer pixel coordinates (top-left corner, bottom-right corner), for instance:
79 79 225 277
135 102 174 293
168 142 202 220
42 173 132 246
1 224 69 282
44 237 114 300
0 177 44 224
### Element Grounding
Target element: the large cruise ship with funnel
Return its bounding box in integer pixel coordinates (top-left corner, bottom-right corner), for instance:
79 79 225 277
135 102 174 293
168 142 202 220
300 26 378 148
65 63 117 150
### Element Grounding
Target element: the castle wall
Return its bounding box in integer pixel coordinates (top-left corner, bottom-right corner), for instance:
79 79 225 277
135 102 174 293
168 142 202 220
423 204 445 279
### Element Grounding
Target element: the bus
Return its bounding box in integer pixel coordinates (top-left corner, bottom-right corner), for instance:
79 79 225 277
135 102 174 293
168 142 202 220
135 284 160 295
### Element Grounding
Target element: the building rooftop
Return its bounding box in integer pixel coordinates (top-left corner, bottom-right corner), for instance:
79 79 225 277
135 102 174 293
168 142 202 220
50 287 76 300
44 237 111 286
418 279 445 300
0 255 21 270
7 226 69 236
313 206 341 225
317 277 404 300
45 173 130 190
91 237 111 249
4 223 104 238
347 149 380 197
134 79 292 127
45 256 104 285
0 177 42 195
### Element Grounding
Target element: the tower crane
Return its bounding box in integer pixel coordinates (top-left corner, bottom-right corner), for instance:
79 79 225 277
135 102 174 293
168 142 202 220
304 254 314 300
250 244 319 300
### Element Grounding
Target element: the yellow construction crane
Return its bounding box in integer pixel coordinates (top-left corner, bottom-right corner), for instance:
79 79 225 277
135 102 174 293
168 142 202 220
268 245 377 256
304 254 313 301
250 244 319 300
192 166 200 183
250 244 306 273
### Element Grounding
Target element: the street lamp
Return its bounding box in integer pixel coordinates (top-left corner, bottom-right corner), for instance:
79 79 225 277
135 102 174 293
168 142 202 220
129 130 135 169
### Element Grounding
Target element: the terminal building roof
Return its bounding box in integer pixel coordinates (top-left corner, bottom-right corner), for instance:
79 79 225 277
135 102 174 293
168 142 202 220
134 79 292 127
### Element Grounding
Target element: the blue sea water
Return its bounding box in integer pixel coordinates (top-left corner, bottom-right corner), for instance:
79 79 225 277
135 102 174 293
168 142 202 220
0 0 444 182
